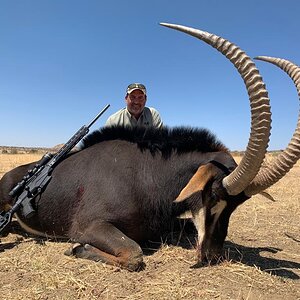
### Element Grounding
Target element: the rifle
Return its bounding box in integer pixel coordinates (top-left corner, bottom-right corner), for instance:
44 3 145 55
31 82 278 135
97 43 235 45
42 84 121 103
0 104 110 234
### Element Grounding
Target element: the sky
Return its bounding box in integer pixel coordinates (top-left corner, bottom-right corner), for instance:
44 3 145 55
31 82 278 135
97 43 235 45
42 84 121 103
0 0 299 150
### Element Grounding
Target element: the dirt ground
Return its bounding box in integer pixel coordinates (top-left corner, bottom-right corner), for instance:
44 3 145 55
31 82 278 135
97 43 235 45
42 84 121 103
0 153 299 299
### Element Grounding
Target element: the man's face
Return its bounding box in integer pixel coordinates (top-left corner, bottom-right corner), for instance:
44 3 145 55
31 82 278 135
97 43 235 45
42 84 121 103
125 89 147 119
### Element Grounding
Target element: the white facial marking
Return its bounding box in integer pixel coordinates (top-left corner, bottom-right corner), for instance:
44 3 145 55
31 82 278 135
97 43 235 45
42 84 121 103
178 210 193 219
191 200 227 249
210 200 227 234
192 207 206 246
211 200 227 216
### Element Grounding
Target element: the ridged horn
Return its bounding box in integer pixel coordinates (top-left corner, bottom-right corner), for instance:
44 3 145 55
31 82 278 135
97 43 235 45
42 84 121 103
160 23 271 195
245 56 300 196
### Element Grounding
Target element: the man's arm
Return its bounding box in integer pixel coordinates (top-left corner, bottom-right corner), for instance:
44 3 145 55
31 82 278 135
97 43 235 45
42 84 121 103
150 107 163 129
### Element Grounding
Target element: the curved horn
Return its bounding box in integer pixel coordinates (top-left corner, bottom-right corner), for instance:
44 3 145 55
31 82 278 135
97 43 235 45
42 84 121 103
245 56 300 196
160 23 271 195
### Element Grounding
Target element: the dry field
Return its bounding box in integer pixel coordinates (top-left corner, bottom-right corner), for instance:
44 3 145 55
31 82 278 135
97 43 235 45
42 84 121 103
0 152 299 300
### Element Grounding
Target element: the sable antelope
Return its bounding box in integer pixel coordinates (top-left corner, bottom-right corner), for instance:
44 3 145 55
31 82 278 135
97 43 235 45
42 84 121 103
0 24 299 271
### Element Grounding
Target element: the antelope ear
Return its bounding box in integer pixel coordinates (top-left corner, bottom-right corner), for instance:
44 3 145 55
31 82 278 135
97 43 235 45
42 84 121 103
175 163 219 202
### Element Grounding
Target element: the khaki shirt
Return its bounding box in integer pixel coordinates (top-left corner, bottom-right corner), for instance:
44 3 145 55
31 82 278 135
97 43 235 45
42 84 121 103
105 107 163 129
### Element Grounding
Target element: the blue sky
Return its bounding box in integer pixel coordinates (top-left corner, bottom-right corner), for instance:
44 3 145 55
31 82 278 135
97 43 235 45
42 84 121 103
1 0 299 150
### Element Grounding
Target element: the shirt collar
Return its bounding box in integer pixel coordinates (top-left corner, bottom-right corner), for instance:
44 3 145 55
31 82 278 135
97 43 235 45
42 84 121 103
125 107 145 120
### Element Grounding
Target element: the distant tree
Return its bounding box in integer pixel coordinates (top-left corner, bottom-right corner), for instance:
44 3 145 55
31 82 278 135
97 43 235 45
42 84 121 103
10 148 18 154
29 149 38 154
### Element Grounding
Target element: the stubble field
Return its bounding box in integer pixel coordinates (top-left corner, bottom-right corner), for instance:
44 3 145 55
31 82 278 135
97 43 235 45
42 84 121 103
0 152 299 299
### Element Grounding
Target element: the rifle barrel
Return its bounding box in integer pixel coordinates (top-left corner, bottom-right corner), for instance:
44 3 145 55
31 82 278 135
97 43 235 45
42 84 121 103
87 104 110 129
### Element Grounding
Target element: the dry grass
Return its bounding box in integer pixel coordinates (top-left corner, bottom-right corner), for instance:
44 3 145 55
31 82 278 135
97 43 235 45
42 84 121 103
0 153 299 299
0 153 44 178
